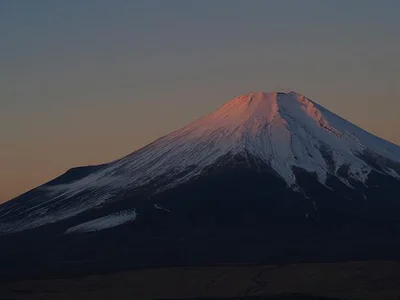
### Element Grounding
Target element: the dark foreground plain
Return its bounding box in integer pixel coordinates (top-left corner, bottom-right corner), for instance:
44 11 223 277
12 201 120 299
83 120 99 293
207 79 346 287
2 261 400 300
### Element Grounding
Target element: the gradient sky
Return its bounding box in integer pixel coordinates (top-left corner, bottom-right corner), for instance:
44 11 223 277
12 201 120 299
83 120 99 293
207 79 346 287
1 0 400 203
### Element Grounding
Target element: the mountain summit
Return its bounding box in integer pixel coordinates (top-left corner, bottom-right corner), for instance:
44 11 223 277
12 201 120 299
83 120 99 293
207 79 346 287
1 91 400 234
1 91 400 278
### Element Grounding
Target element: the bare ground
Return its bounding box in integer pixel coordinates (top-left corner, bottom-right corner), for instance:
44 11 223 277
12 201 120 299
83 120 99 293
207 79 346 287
1 261 400 300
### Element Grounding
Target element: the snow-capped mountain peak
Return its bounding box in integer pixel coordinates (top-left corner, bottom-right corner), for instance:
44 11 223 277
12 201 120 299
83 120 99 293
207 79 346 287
1 91 400 234
42 91 400 193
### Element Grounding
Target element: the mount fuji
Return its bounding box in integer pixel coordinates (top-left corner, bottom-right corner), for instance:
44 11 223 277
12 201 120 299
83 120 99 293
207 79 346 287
1 91 400 278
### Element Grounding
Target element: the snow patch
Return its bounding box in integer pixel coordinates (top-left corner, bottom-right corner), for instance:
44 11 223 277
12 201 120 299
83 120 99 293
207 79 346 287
65 209 137 234
154 204 171 212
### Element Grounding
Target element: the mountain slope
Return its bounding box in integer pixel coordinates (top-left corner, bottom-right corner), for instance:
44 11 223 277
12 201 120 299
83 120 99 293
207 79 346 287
1 91 400 235
1 91 400 279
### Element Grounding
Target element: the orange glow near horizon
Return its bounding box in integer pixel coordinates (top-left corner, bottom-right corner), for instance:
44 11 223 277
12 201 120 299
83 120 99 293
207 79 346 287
1 1 400 203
